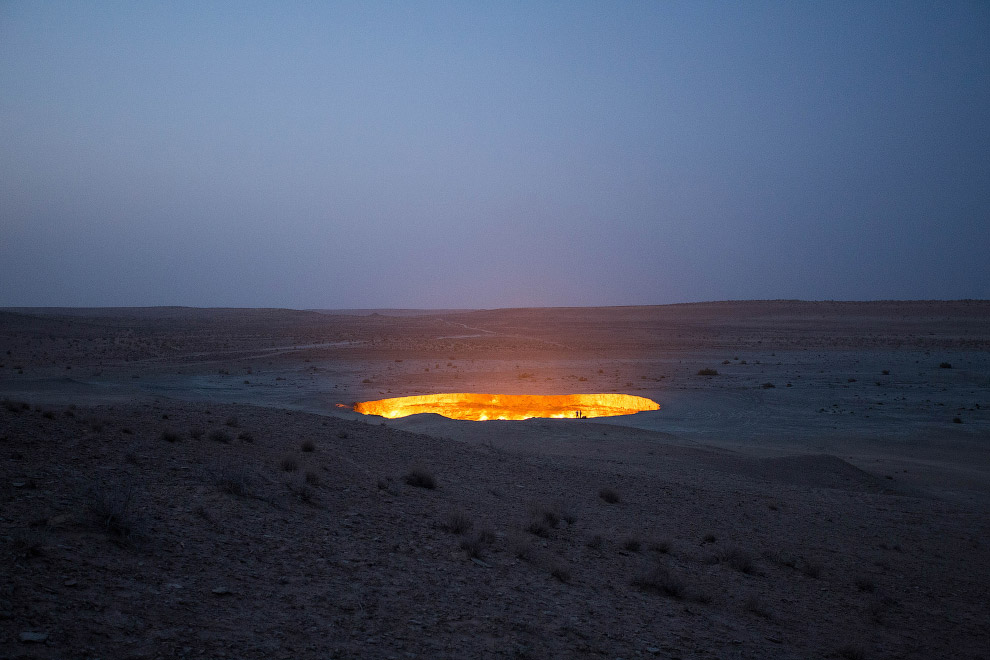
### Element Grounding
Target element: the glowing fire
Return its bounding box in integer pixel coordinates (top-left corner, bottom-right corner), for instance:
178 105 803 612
353 392 660 421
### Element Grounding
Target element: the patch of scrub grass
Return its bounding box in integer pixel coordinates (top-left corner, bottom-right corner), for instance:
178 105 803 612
403 466 437 489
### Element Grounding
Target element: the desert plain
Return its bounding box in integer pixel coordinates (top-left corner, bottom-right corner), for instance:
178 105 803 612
1 300 988 659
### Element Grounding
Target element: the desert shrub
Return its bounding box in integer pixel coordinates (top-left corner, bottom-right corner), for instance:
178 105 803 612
42 410 55 420
225 415 239 427
760 382 775 389
526 518 551 538
648 539 672 554
882 369 890 375
301 439 315 452
939 362 952 369
855 576 876 592
837 645 867 660
403 467 437 489
598 487 621 504
623 538 642 552
208 429 232 444
801 559 823 578
632 565 686 599
10 529 47 559
121 427 134 435
744 595 772 619
719 546 755 574
952 417 962 424
160 429 181 443
237 431 254 442
337 430 349 439
88 417 106 432
701 533 717 544
549 563 570 583
304 470 321 486
280 456 298 472
460 528 495 558
697 368 718 376
586 534 604 549
212 461 252 496
3 399 24 413
444 510 474 535
85 481 141 541
508 531 535 561
189 427 205 440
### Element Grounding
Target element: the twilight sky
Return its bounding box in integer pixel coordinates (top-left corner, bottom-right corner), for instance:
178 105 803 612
1 1 988 309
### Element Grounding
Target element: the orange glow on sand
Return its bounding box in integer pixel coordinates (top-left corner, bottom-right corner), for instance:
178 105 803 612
353 393 660 421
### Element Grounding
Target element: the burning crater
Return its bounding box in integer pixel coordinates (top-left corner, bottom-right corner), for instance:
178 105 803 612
353 393 660 421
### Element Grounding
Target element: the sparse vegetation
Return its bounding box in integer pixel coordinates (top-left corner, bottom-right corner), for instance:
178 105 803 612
697 368 719 376
744 594 772 619
304 470 321 486
85 481 141 542
837 644 867 660
301 439 315 452
549 563 571 583
648 539 671 554
801 559 823 578
403 467 437 489
209 429 232 443
189 427 205 440
855 576 876 592
212 461 252 496
939 362 952 369
444 510 474 534
225 415 239 427
718 546 755 574
238 430 254 442
280 456 298 472
598 487 621 504
622 538 641 552
632 564 687 599
161 429 181 443
760 382 775 389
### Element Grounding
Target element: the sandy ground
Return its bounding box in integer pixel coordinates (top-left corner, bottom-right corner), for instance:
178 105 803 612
1 301 988 658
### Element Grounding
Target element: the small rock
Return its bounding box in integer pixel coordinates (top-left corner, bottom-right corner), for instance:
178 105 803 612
19 631 49 643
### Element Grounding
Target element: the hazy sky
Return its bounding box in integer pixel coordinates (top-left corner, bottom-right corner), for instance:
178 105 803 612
2 2 988 309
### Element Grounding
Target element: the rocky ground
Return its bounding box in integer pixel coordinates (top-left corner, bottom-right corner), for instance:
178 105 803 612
1 302 989 658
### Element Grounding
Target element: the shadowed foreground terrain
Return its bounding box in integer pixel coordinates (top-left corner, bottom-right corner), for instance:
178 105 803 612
1 302 988 658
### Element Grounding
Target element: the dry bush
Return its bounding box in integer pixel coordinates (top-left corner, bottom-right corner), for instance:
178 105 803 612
648 539 672 554
718 546 755 574
460 528 495 558
801 558 823 578
211 460 252 496
403 467 437 489
744 594 772 619
838 645 867 660
237 431 254 442
304 470 321 486
225 415 239 427
548 563 570 583
623 538 642 552
508 531 535 561
280 456 298 472
189 427 205 440
301 439 315 452
632 564 687 599
697 368 719 376
208 429 232 444
85 481 142 542
444 510 474 535
586 534 604 549
160 429 181 443
598 487 621 504
855 576 876 592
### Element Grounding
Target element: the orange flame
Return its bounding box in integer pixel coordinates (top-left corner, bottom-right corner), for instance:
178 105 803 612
353 392 659 421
